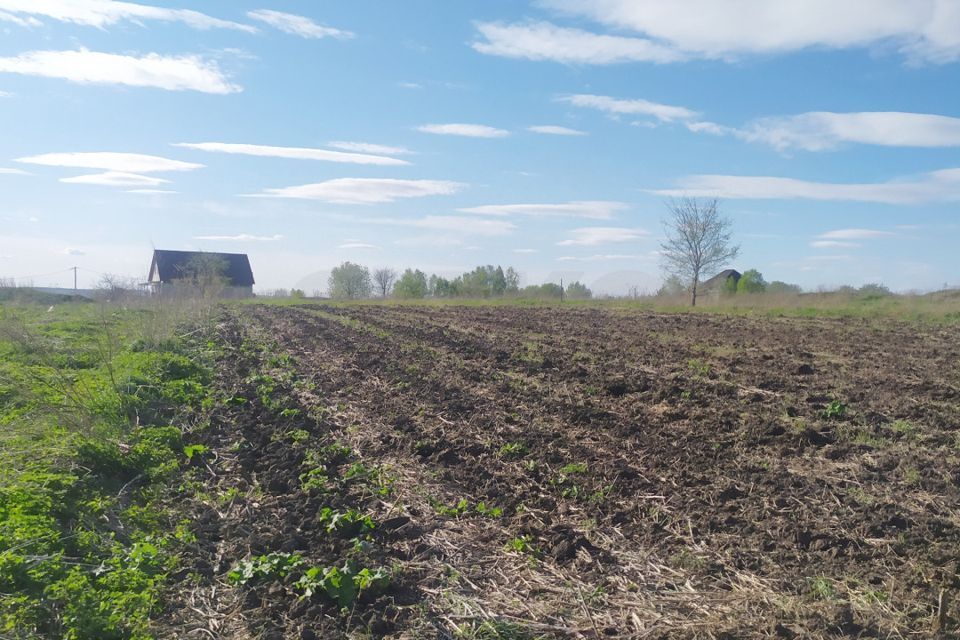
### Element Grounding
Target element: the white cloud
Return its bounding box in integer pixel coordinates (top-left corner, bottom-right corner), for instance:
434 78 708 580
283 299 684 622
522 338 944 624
0 167 29 175
328 141 413 155
527 125 587 136
193 233 283 242
397 82 423 89
60 171 170 186
63 247 85 256
514 248 539 253
737 111 960 151
416 123 510 138
472 21 682 64
0 10 41 27
17 152 202 173
457 200 627 220
356 215 515 237
559 94 697 123
810 240 861 249
405 216 514 236
557 254 643 261
557 226 648 246
337 242 378 249
818 229 896 240
538 0 960 63
0 90 12 97
652 167 960 204
0 49 240 93
247 9 353 39
125 189 177 194
0 0 255 32
252 178 466 204
172 142 406 166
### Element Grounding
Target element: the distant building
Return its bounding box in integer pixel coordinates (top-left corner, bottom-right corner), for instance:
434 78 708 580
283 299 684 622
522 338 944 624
147 250 255 297
701 269 741 294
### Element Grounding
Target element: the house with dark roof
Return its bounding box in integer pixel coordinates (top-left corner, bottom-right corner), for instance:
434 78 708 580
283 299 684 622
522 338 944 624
701 269 741 295
147 250 255 297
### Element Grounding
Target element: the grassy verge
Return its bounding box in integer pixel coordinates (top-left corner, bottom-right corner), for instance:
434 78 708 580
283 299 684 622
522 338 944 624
0 301 212 639
246 289 960 324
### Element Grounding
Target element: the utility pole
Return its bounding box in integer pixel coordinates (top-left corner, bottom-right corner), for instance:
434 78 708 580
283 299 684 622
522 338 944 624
72 266 77 291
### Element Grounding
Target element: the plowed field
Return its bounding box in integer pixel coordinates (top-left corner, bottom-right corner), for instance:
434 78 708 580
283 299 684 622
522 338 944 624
165 304 960 639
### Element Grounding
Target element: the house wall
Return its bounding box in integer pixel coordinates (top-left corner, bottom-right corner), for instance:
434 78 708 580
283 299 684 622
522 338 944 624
151 282 254 298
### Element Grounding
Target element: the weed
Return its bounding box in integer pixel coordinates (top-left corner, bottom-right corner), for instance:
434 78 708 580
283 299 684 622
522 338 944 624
183 443 209 460
295 561 390 608
903 467 921 485
823 399 848 420
890 419 920 440
687 358 711 377
498 441 527 458
316 507 376 536
505 535 541 558
808 576 836 600
227 552 304 586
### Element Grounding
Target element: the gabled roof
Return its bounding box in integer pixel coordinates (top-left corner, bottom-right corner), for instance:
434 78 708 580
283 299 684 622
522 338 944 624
149 250 255 286
702 269 741 289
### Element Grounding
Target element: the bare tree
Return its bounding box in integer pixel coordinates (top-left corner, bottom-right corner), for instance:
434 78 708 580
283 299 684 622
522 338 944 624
660 198 739 307
372 267 397 298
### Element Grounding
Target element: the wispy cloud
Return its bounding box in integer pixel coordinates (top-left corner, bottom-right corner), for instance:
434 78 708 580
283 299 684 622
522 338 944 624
0 0 255 32
250 178 466 204
537 0 960 64
172 142 407 166
327 141 413 155
126 189 177 194
0 167 29 175
557 254 643 261
457 201 627 220
63 247 85 256
810 240 861 249
557 226 648 246
559 94 697 123
514 248 539 253
193 233 283 242
61 171 171 186
818 229 896 240
527 125 587 136
337 242 378 249
246 9 353 39
0 49 240 93
716 112 960 151
472 21 682 64
17 152 202 173
651 168 960 204
416 123 510 138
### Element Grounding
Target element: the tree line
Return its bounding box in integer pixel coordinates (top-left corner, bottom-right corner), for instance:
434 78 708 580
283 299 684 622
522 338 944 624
328 263 593 300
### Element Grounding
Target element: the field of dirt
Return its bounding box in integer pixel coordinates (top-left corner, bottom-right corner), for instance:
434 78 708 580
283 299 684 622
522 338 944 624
164 304 960 639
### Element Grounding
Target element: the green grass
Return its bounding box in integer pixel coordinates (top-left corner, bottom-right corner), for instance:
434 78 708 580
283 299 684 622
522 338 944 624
243 288 960 324
0 300 213 639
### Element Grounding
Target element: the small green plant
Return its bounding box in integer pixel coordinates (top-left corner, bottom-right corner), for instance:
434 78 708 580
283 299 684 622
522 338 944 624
227 552 304 586
316 507 376 535
498 442 527 457
505 535 541 558
823 399 848 420
890 419 920 440
434 498 502 518
687 358 711 377
183 443 209 460
903 467 921 485
288 428 310 443
295 562 390 607
808 576 835 600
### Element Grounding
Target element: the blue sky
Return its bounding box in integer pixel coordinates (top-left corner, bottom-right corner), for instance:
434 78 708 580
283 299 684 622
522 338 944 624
1 1 958 294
